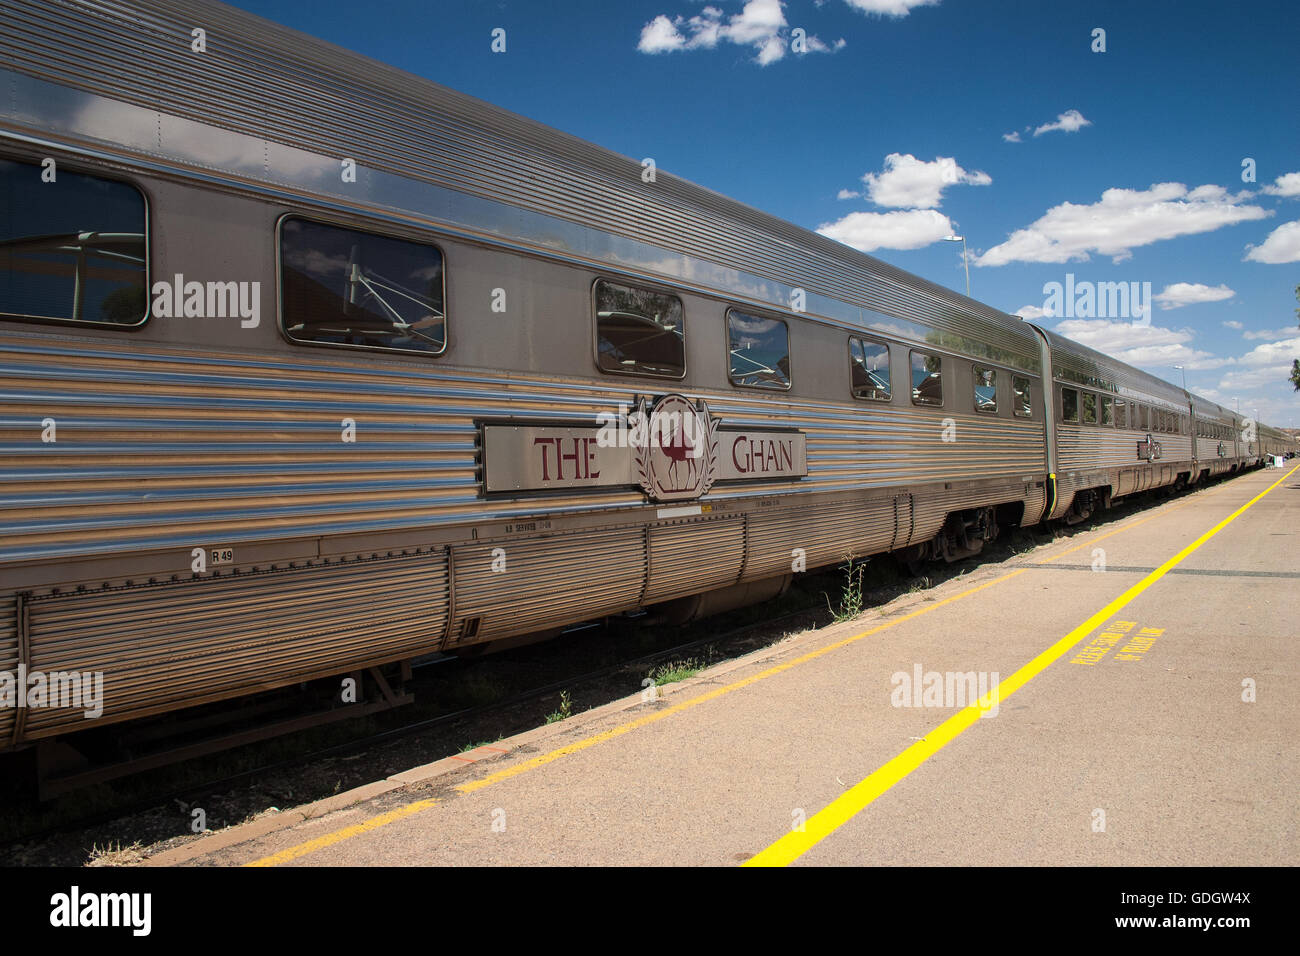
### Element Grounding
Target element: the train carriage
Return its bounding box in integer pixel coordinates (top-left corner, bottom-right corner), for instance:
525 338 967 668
1026 326 1202 523
0 0 1289 767
1192 399 1244 481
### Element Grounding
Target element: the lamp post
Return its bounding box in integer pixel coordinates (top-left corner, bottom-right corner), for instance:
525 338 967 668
942 235 970 297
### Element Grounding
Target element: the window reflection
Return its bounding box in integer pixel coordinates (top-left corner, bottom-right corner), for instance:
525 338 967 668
594 279 684 377
850 337 891 401
728 309 790 389
280 217 445 353
0 159 146 325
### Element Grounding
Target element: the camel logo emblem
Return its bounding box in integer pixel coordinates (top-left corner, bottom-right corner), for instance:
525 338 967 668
1137 433 1163 462
631 394 719 501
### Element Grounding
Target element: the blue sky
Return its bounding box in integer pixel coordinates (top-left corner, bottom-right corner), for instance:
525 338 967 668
228 0 1300 426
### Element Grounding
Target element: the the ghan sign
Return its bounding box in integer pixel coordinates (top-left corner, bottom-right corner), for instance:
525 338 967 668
483 394 807 499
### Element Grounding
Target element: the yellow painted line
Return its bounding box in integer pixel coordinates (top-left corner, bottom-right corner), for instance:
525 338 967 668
745 462 1299 867
246 797 441 867
244 568 1026 866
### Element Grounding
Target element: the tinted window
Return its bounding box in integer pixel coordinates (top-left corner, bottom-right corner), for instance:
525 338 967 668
594 279 684 377
727 309 789 389
1013 376 1032 418
1061 388 1079 423
850 337 891 402
973 366 997 413
1101 396 1113 426
281 217 445 353
0 158 147 325
1082 392 1097 424
910 351 943 407
1115 400 1128 429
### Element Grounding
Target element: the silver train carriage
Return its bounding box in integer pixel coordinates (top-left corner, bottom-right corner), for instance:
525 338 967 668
0 0 1292 753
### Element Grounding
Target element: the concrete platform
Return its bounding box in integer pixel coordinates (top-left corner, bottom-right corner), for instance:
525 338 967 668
150 463 1300 867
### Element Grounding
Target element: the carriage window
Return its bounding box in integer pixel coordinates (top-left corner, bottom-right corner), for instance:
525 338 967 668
1082 392 1097 425
910 351 943 406
1101 396 1113 426
0 158 147 325
973 366 997 413
850 336 891 401
727 309 789 389
280 217 445 353
593 279 684 377
1115 400 1128 429
1061 387 1079 423
1013 376 1032 418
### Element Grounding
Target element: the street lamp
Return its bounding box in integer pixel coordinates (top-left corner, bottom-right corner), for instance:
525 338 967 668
942 235 970 298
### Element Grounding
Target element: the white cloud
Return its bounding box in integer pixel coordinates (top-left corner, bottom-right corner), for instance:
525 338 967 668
1002 131 1021 143
1217 365 1292 392
1262 171 1300 198
1015 305 1048 319
1222 320 1244 330
857 153 991 209
638 15 688 52
1236 335 1300 367
637 1 839 65
1244 220 1300 264
1242 327 1296 341
1153 282 1235 310
836 188 861 200
1052 318 1228 370
1033 109 1092 137
817 208 954 252
727 0 784 44
977 183 1272 266
843 0 940 15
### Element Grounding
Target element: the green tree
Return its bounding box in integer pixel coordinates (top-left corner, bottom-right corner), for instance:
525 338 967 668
1292 285 1300 391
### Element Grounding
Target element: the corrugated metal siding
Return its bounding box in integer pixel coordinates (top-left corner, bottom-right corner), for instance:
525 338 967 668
1050 423 1194 517
0 0 1040 370
744 497 897 578
0 594 17 743
447 527 645 644
1057 425 1193 475
20 550 449 739
910 483 1038 545
0 333 1048 566
643 517 745 604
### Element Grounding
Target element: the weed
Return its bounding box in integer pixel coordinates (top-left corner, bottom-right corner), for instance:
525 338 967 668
649 658 702 686
827 556 869 622
545 690 573 724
